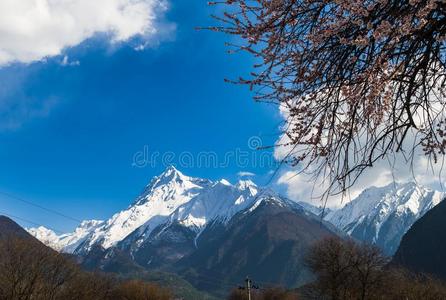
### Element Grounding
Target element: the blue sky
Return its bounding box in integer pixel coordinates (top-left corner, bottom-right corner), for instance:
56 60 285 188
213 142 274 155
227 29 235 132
0 1 283 232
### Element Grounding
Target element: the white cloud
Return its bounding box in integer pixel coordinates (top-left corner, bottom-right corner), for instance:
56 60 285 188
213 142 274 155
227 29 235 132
61 55 80 67
0 0 169 66
237 171 256 177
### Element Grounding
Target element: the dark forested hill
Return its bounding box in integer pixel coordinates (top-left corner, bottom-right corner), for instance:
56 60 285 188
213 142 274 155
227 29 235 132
0 215 39 240
393 199 446 280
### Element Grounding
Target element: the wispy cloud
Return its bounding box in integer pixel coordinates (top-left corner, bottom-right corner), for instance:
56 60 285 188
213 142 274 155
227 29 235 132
0 95 59 131
237 171 256 177
0 0 171 66
0 67 60 131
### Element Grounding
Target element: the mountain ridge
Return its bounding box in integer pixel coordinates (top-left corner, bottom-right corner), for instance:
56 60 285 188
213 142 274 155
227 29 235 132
29 168 444 259
28 167 284 254
325 181 444 255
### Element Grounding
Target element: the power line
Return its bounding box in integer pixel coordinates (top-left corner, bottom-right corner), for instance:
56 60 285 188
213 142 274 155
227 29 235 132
0 191 81 223
0 210 67 235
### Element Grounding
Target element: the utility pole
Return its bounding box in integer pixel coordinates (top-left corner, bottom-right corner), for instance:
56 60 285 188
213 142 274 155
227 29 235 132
238 276 259 299
245 276 252 300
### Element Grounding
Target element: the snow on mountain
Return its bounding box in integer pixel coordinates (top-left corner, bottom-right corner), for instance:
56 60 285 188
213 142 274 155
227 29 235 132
28 168 444 261
28 226 62 250
325 182 444 255
28 220 104 252
170 179 259 228
297 201 332 217
121 178 261 251
29 166 337 255
31 166 277 254
57 220 104 252
76 166 212 253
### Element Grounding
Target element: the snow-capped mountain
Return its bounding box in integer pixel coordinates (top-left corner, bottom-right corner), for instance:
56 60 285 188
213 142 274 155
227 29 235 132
28 220 104 252
325 182 445 255
116 176 261 255
114 188 315 269
29 167 444 258
29 166 262 254
165 178 258 229
75 166 215 253
28 226 62 250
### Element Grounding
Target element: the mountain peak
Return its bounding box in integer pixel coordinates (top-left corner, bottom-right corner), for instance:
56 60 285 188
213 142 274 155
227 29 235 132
76 167 212 250
156 165 185 182
29 168 313 255
137 166 192 202
79 219 103 229
161 165 181 176
236 179 257 189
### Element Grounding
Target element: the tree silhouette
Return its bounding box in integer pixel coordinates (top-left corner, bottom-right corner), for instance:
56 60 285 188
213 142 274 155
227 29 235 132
304 237 446 300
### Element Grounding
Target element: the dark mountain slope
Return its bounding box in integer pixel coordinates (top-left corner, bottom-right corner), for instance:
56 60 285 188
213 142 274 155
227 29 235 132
124 222 198 269
176 198 338 296
393 199 446 280
0 215 37 240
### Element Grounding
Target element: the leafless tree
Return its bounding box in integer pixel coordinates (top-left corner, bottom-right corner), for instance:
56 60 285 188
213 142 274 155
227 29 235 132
304 237 446 300
305 238 359 300
0 237 77 300
227 287 299 300
111 279 172 300
260 287 299 300
351 244 389 300
0 237 172 300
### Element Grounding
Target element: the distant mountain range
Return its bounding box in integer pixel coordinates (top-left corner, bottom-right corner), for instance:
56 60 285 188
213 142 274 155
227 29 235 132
27 167 446 295
31 166 264 254
325 182 444 255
